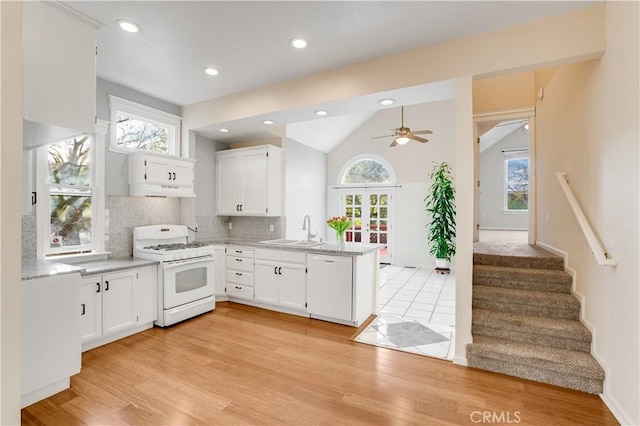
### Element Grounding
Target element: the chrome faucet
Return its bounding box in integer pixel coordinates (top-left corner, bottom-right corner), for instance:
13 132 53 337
302 215 317 241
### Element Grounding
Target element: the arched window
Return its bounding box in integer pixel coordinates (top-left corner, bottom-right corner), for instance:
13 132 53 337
340 155 396 185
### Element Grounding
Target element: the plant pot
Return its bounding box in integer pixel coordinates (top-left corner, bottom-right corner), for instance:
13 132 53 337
435 258 449 269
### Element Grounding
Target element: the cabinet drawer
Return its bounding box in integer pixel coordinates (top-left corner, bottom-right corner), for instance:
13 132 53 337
255 248 306 264
227 247 254 258
227 284 254 301
226 270 254 287
226 255 254 272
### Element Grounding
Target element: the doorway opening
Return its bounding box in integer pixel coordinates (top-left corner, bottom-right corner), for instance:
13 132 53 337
474 109 536 245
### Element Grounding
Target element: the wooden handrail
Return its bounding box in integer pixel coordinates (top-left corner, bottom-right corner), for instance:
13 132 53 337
555 172 617 267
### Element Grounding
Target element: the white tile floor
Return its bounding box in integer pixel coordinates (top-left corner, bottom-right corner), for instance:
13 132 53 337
355 265 456 360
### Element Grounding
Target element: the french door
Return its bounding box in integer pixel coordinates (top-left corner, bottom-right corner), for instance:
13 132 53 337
339 189 393 263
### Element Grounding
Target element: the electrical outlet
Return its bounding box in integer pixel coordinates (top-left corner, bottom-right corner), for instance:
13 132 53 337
228 222 232 230
269 224 274 232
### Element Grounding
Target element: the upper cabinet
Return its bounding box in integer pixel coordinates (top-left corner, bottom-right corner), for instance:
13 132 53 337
216 145 283 216
22 1 100 134
129 152 196 198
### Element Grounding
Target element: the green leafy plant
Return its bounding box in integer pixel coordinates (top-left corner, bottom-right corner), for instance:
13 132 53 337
425 162 456 261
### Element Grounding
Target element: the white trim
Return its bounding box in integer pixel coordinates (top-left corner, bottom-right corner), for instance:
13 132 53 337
43 1 103 29
452 355 468 366
337 153 397 185
108 95 182 156
473 107 536 122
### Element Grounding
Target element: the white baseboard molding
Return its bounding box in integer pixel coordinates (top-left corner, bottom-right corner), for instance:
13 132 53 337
600 391 635 426
21 378 70 408
536 241 628 425
452 355 468 366
82 322 153 352
479 227 528 231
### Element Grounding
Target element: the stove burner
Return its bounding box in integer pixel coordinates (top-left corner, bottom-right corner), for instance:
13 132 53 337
143 242 210 251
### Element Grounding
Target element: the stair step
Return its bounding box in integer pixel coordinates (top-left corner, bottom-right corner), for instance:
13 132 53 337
473 243 564 270
472 308 591 352
473 285 580 319
473 264 572 294
466 336 604 394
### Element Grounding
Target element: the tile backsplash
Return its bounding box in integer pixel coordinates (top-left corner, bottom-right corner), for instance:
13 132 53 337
22 196 285 258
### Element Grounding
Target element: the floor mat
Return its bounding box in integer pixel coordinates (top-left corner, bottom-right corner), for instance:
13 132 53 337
354 315 454 360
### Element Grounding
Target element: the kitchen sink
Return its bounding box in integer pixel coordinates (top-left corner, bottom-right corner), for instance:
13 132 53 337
259 239 323 247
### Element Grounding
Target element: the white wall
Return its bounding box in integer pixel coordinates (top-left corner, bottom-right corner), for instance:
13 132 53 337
327 100 455 267
535 2 639 424
284 138 327 241
479 129 529 230
0 1 23 423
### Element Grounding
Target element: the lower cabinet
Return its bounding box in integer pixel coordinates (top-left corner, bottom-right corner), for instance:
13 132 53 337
79 265 157 350
254 249 306 312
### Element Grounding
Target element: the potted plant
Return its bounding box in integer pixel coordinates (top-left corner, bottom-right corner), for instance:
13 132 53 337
425 162 456 270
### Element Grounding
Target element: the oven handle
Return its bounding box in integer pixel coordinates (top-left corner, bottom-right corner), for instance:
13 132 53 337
163 256 214 270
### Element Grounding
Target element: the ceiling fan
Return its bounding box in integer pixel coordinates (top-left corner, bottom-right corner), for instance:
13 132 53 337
371 106 433 147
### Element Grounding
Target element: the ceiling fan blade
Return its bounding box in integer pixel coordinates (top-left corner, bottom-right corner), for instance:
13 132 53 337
409 134 429 143
412 130 433 135
371 134 394 139
389 140 398 147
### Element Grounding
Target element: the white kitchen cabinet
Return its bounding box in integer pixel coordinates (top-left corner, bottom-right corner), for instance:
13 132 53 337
80 265 157 351
22 273 81 408
129 152 196 197
306 251 375 326
225 247 255 301
254 249 306 312
216 145 283 216
22 1 99 134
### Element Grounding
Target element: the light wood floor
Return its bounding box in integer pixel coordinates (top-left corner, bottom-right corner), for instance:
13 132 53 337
22 302 618 425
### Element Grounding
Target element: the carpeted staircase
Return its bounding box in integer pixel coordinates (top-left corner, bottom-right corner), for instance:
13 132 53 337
466 242 605 394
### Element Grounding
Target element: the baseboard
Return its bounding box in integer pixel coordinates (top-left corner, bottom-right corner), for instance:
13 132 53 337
536 241 626 424
479 227 528 231
600 391 635 425
452 355 468 366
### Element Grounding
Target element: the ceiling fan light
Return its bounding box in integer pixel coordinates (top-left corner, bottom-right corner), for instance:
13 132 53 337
396 136 410 145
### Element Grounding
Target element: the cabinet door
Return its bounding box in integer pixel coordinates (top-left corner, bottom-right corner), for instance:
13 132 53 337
307 254 353 321
144 156 172 185
171 159 194 187
134 265 158 325
278 264 306 311
22 1 96 134
102 270 136 336
254 261 278 305
80 276 102 343
239 151 268 214
217 154 242 214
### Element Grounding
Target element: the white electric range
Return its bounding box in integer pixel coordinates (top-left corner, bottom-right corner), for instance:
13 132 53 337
134 225 216 327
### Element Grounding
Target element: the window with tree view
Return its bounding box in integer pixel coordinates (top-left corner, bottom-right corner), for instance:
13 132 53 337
109 95 181 156
342 159 391 184
504 153 529 211
45 135 94 253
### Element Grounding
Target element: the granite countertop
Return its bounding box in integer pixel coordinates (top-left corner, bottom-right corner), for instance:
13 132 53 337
196 238 384 256
22 257 159 280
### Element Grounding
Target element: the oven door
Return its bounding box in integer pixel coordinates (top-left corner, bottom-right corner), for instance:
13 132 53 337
162 256 215 310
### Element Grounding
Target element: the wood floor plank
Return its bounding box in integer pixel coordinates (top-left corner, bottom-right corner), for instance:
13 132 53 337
21 302 619 425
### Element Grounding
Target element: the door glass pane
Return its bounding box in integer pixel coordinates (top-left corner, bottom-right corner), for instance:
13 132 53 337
345 194 353 205
345 207 353 218
380 194 388 205
354 194 362 205
175 267 207 293
380 207 388 219
370 194 378 205
370 207 378 218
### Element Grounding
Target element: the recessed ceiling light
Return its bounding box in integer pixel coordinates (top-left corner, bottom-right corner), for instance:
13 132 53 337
203 67 219 76
219 128 230 133
290 37 309 49
263 120 274 125
379 98 395 106
314 110 328 116
116 19 141 33
396 136 410 145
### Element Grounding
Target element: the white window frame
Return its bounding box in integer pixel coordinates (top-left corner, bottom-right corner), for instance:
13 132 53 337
503 151 529 213
109 95 181 156
337 153 397 186
36 121 107 259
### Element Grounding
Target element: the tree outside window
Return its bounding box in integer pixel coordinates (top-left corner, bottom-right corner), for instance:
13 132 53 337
342 159 391 184
46 135 94 252
505 155 529 211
